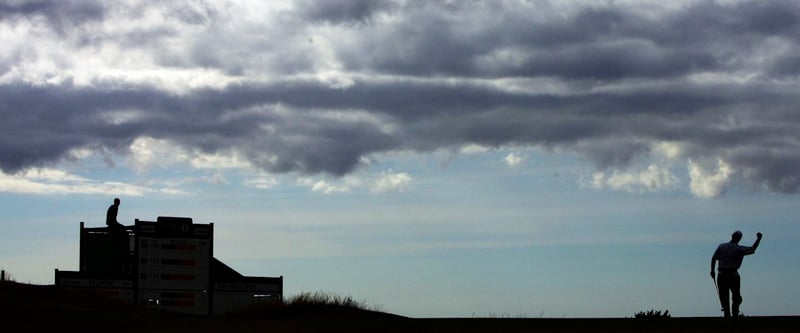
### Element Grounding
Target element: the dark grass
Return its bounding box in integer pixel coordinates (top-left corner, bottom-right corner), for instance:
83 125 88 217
2 281 798 332
226 290 401 319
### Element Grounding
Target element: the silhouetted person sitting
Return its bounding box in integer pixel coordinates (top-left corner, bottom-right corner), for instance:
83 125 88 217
106 198 124 229
710 230 762 317
106 198 129 275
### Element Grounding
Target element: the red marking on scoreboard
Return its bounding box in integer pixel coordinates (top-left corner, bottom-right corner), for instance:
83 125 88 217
161 274 195 281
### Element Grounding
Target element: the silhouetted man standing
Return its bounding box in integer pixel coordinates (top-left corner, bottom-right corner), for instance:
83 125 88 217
711 230 762 317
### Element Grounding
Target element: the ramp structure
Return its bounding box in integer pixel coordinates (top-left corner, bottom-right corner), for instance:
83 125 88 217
54 217 282 316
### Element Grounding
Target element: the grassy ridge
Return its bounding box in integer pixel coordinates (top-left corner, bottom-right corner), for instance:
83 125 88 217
2 281 799 332
225 290 400 319
0 281 403 332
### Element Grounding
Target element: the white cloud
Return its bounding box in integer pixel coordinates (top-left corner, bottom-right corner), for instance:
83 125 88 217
460 144 491 154
343 176 363 188
295 176 364 194
590 164 679 193
128 136 189 173
161 171 229 188
688 158 734 198
96 109 149 125
158 187 191 195
21 168 89 183
652 141 684 161
298 177 351 194
372 171 412 193
245 176 278 190
67 147 95 160
504 153 524 167
130 137 256 173
0 169 158 196
207 172 229 185
190 150 253 169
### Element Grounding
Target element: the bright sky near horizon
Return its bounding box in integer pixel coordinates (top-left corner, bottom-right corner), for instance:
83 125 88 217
2 0 800 318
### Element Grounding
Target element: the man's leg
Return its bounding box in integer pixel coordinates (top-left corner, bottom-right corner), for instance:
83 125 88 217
717 272 732 317
731 272 742 317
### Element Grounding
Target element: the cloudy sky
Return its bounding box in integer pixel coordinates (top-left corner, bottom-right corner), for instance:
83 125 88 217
2 0 800 317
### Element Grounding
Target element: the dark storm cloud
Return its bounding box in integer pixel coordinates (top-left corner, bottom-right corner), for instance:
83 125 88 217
3 77 798 184
0 0 106 33
0 82 401 176
298 0 395 25
3 0 800 194
341 1 800 79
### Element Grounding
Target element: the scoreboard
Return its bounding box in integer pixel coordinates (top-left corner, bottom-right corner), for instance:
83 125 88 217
135 217 213 315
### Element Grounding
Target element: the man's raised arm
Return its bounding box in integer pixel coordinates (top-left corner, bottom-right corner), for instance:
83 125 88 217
752 232 763 252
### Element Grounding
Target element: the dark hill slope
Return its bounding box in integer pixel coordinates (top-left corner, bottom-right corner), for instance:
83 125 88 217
2 281 799 332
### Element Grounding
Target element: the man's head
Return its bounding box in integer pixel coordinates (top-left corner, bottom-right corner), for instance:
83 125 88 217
731 230 743 243
113 198 120 206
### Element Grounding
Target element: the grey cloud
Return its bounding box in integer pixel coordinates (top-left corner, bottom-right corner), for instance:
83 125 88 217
3 77 799 182
166 0 220 25
3 0 800 195
672 1 800 39
0 82 401 176
299 0 395 25
574 139 652 170
769 52 800 77
246 116 399 175
336 1 800 79
507 42 718 80
0 0 106 34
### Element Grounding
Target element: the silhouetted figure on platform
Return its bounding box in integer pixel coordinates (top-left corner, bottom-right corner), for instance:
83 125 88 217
106 198 123 228
106 198 129 275
711 230 762 317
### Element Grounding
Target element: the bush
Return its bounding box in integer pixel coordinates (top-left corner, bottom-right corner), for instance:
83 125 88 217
634 309 671 319
225 290 386 318
286 291 386 313
286 291 374 311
